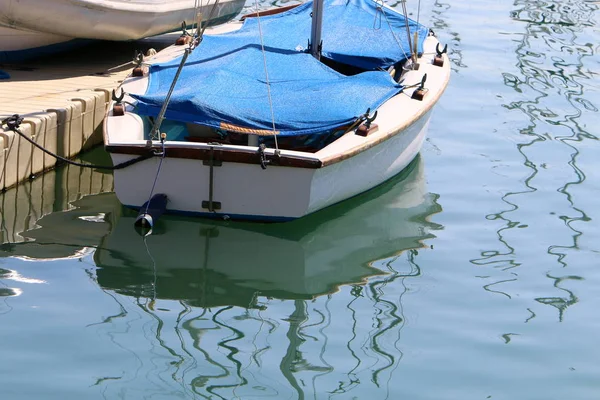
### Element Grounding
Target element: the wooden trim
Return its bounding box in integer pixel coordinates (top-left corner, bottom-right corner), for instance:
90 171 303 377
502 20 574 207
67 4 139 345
241 4 301 20
105 144 322 169
319 56 451 167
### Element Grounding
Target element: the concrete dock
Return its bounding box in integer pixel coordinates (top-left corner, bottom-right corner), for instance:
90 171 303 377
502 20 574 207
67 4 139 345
0 36 176 191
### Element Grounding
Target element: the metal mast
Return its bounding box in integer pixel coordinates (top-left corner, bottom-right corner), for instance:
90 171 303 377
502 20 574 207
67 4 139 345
310 0 324 60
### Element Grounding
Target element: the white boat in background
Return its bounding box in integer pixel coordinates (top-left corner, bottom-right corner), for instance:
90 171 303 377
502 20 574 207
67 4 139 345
0 0 245 62
104 0 451 222
0 0 245 41
0 26 83 63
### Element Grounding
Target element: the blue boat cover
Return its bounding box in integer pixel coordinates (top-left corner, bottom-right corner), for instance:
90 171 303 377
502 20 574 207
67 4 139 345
133 0 429 136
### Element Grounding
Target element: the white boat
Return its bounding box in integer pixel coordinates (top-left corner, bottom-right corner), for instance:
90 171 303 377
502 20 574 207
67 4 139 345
0 26 80 63
0 0 245 41
104 0 451 222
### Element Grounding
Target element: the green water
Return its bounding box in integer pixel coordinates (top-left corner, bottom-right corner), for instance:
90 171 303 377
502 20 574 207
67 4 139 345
1 0 599 398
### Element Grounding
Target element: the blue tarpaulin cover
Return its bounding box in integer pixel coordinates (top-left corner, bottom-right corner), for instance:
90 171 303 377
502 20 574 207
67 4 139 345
133 0 429 136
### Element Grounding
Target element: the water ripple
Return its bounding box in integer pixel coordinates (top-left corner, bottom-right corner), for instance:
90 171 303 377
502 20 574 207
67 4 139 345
475 0 599 322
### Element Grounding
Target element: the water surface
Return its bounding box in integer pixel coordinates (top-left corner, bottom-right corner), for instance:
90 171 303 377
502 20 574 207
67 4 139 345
1 0 600 399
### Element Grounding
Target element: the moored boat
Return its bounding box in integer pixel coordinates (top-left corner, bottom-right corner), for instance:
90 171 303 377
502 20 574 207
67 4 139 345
0 0 245 41
104 0 451 222
0 26 83 63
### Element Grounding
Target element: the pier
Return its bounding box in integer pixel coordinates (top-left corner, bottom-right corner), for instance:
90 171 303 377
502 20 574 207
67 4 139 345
0 36 175 191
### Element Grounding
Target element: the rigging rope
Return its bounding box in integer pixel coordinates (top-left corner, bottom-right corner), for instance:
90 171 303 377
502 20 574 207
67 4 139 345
149 0 220 141
377 3 411 63
253 0 280 151
198 0 222 41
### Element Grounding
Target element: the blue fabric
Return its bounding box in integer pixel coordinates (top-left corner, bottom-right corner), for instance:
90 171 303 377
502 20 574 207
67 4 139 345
133 0 429 136
0 70 9 80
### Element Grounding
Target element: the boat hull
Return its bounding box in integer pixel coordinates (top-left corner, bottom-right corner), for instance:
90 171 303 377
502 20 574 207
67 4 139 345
0 26 84 63
109 110 431 221
0 0 245 41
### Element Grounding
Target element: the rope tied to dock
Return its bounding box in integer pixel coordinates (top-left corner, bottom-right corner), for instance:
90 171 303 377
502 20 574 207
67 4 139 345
1 114 154 171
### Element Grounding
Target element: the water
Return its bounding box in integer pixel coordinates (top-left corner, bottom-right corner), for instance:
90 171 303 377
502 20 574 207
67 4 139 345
1 0 599 398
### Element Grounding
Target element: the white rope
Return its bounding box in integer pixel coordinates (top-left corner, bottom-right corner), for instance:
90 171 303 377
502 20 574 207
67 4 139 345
253 0 279 150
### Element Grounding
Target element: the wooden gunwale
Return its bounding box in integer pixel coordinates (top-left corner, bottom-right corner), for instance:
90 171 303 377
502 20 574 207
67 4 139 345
319 58 451 167
105 143 323 169
103 52 450 171
241 4 301 20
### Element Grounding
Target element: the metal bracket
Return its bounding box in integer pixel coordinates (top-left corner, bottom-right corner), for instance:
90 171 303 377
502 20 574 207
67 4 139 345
356 108 379 136
202 146 221 211
411 74 428 101
434 43 448 67
202 200 222 210
203 159 222 166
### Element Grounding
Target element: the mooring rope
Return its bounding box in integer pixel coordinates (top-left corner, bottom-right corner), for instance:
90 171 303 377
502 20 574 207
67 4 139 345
1 114 154 171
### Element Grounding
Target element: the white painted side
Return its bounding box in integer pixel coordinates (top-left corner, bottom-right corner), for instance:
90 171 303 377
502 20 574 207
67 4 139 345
109 114 427 219
111 153 315 218
308 111 430 213
0 26 72 51
0 0 245 41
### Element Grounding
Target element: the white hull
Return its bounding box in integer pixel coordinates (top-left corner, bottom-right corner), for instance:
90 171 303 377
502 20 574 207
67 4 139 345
105 20 451 221
109 110 430 220
0 0 245 41
0 26 77 62
0 26 73 52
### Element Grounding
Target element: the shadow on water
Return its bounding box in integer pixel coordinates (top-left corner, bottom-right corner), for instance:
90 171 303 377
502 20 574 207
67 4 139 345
0 155 443 398
471 0 598 320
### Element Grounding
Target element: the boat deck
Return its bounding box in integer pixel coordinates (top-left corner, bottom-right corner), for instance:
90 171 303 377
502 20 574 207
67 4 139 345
0 34 178 191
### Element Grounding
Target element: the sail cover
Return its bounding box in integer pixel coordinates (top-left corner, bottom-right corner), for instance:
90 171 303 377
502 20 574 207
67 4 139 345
133 0 430 136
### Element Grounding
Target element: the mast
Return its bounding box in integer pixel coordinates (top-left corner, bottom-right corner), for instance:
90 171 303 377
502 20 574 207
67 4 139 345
310 0 324 60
